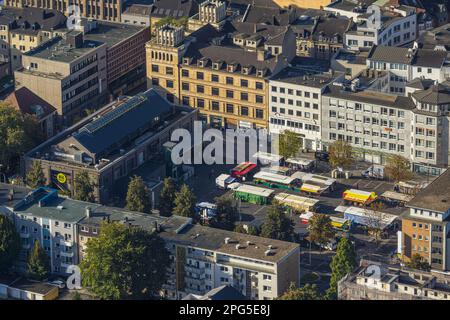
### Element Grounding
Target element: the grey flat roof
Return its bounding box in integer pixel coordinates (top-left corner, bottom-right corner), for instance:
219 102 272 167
324 84 416 110
270 67 337 88
25 35 103 63
14 195 98 223
0 184 32 209
83 21 145 48
407 169 450 213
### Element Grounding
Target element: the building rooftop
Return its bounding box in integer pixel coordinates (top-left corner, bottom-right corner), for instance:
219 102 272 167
324 84 416 110
367 45 448 68
162 222 299 264
12 278 58 295
0 183 31 209
123 4 153 16
406 78 436 90
13 187 97 223
242 5 295 26
407 169 450 213
24 34 104 63
412 84 450 105
418 23 450 51
0 7 66 35
183 285 246 300
5 87 56 120
68 89 173 156
270 67 337 88
149 0 199 18
82 20 146 48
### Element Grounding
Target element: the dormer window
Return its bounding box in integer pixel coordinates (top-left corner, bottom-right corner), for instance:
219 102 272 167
227 63 237 72
183 57 191 65
257 69 265 77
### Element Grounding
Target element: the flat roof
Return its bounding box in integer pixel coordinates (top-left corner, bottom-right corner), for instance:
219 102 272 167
270 67 336 88
407 169 450 213
25 35 103 63
0 183 32 209
83 21 145 48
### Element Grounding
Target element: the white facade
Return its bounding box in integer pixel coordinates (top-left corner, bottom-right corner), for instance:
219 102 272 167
268 72 338 151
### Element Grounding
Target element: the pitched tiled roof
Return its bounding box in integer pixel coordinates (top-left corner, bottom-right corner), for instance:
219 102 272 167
6 87 56 120
412 84 450 105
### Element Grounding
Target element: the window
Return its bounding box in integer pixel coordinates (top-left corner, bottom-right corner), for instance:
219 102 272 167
181 69 189 77
256 95 264 104
226 77 233 85
226 104 234 113
256 82 263 90
263 274 272 280
151 64 159 72
166 67 173 75
241 79 248 87
263 285 272 292
166 80 173 88
211 74 219 82
226 90 234 98
255 109 264 119
197 85 205 93
241 92 248 101
211 101 220 111
240 107 249 116
182 82 189 91
197 99 205 108
212 87 219 96
196 72 204 80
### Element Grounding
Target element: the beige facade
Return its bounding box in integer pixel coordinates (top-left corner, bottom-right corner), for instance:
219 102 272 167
14 37 107 119
273 0 332 9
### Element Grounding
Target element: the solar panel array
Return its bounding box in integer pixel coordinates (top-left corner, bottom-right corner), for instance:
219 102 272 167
80 95 147 135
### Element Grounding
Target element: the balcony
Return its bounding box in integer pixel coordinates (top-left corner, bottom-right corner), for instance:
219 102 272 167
60 238 73 246
184 265 205 274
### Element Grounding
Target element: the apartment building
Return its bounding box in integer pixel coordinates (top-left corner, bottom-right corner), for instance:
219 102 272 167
338 260 450 300
0 183 301 300
8 187 86 275
401 169 450 271
268 67 341 151
325 2 417 50
23 89 197 203
367 45 449 95
0 7 66 72
14 31 108 122
4 0 124 22
146 9 296 129
292 10 353 60
321 79 413 164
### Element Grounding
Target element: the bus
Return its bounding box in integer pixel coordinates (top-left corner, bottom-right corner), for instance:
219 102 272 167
230 162 257 180
233 184 274 205
253 171 301 191
274 193 319 213
343 189 378 206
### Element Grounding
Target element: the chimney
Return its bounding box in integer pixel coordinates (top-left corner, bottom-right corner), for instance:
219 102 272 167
85 207 92 218
257 50 265 61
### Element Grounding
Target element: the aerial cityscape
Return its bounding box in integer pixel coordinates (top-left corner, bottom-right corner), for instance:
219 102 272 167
0 0 450 308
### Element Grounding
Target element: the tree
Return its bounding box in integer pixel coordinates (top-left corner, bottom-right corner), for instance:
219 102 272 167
234 224 259 236
0 215 21 273
159 177 177 217
154 16 188 28
278 130 302 159
80 221 170 299
173 184 196 219
278 282 321 300
260 203 294 241
366 202 385 242
328 140 354 169
212 196 238 230
73 170 95 202
27 240 50 281
26 161 46 189
406 254 431 272
126 175 151 213
307 214 335 248
326 237 356 300
385 154 413 183
0 102 44 173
